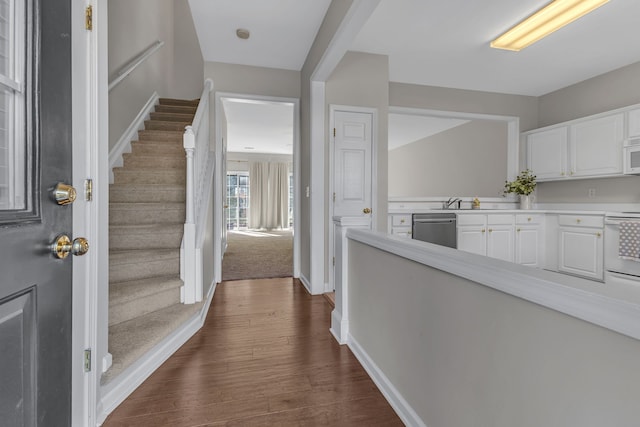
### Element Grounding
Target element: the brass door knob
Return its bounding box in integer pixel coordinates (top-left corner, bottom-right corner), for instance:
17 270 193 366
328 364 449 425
53 183 77 205
52 235 89 259
363 208 372 214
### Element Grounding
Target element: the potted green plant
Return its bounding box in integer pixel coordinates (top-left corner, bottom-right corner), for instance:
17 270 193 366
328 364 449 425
503 169 536 209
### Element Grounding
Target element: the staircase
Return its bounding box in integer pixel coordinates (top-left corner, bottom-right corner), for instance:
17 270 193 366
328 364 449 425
104 98 204 384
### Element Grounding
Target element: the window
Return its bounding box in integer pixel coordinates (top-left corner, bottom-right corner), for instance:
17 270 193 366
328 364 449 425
226 172 249 230
0 0 26 211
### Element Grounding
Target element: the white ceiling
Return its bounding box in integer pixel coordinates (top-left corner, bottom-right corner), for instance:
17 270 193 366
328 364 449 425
189 0 331 70
194 0 640 152
352 0 640 96
222 98 294 155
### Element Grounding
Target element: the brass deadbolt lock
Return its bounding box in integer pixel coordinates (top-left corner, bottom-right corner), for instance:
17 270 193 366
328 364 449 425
53 183 77 205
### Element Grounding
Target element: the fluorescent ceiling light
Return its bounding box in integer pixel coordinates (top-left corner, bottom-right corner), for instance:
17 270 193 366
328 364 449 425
491 0 610 51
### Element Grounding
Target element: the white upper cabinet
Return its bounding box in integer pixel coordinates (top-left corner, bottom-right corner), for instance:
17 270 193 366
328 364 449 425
525 105 637 181
527 127 567 180
628 108 640 139
569 113 623 177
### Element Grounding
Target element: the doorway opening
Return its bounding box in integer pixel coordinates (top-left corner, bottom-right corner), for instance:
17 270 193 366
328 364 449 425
215 94 300 282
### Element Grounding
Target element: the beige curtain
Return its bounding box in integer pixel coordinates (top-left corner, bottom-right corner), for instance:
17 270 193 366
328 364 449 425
249 162 289 229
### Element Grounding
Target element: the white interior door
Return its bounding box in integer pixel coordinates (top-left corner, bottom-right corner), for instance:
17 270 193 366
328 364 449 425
333 110 373 219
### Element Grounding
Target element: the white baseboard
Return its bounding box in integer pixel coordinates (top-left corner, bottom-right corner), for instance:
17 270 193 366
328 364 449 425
108 92 159 183
347 334 427 427
330 309 348 345
299 273 312 294
97 281 216 426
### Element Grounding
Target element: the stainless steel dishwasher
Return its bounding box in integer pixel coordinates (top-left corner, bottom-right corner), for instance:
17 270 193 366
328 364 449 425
412 213 457 248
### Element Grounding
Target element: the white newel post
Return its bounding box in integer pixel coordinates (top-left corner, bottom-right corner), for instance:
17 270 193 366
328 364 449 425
182 126 197 304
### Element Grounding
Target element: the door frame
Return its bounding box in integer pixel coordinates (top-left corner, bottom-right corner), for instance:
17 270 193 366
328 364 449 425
328 105 378 293
214 92 301 282
71 0 106 425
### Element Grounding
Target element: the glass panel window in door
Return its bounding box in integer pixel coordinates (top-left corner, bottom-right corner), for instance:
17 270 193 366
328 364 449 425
0 0 27 213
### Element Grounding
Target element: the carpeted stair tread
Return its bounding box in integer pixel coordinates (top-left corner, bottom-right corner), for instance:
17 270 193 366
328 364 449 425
113 168 185 185
110 223 183 250
102 301 204 385
122 153 186 170
106 97 198 387
110 184 186 203
159 97 200 107
109 275 182 326
149 112 195 122
110 274 181 301
110 248 179 266
110 202 186 225
154 104 197 115
144 120 191 132
131 142 185 155
109 249 180 283
138 129 183 142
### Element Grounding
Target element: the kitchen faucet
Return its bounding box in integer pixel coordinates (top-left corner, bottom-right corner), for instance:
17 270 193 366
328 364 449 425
443 197 462 209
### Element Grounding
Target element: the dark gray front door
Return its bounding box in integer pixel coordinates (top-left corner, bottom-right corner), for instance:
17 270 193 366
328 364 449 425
0 0 73 425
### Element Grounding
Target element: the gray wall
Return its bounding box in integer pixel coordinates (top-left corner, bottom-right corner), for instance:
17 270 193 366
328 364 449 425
172 0 204 99
535 60 640 204
326 52 389 231
299 0 354 284
108 0 203 151
389 82 539 132
389 120 507 198
204 62 300 163
324 51 389 286
349 240 640 427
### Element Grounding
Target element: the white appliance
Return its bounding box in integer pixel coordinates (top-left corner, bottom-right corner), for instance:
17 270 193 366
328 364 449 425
623 142 640 175
604 213 640 284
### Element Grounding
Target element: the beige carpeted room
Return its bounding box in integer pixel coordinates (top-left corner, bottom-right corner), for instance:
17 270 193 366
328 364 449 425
222 230 293 280
220 97 295 282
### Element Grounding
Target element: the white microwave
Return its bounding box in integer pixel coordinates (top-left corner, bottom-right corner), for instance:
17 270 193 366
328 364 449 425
623 141 640 175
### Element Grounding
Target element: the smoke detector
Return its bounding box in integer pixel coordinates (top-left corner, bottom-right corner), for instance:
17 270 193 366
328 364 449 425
236 28 250 40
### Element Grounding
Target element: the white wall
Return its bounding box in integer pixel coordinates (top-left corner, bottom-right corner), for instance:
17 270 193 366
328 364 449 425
388 120 507 198
227 152 293 173
348 240 640 427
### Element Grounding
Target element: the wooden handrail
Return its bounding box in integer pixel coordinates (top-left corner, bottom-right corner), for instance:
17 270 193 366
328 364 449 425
108 40 164 92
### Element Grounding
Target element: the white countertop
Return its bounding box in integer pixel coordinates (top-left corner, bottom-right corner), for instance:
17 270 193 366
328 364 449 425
391 208 610 216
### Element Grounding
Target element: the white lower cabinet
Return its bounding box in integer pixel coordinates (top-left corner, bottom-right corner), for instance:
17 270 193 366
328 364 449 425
487 224 514 262
458 213 544 266
388 214 412 238
457 214 488 256
515 214 544 267
458 214 516 262
557 215 604 281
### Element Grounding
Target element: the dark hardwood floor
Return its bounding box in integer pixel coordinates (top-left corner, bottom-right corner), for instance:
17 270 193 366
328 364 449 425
102 278 403 426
